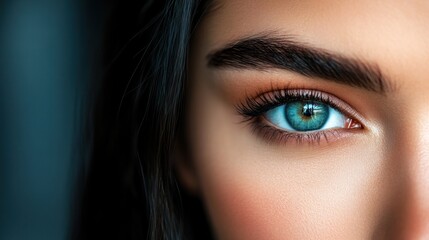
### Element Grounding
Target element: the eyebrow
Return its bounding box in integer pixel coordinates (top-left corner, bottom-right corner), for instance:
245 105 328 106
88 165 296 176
207 34 390 93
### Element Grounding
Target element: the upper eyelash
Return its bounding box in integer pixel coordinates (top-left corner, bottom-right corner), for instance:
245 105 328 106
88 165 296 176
237 89 345 119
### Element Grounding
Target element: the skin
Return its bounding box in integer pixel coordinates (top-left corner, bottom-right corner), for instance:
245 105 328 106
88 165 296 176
177 0 429 239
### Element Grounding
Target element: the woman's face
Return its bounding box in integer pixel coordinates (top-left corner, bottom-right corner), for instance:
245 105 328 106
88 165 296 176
179 0 429 239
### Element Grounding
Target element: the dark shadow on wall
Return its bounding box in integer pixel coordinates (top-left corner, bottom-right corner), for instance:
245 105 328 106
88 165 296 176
0 0 104 239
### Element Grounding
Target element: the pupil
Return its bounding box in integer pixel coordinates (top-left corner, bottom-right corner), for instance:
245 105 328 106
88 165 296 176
302 104 314 117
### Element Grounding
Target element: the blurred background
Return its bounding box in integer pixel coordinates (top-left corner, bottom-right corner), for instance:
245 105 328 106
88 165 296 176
0 0 105 239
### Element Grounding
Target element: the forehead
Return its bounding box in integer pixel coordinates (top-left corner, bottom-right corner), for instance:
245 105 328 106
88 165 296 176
199 0 429 48
193 0 429 90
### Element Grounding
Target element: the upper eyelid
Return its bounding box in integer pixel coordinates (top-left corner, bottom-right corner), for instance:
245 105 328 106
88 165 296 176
237 88 366 128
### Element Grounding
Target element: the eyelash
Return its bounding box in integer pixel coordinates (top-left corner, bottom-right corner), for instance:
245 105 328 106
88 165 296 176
236 88 363 145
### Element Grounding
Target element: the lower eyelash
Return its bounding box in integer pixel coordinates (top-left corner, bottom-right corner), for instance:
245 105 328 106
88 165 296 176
248 116 345 145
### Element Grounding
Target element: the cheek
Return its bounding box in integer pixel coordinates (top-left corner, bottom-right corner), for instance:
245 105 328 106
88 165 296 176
193 143 390 240
201 174 293 240
186 88 392 240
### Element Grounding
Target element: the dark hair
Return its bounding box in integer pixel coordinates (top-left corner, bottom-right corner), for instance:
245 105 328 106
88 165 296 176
76 1 213 239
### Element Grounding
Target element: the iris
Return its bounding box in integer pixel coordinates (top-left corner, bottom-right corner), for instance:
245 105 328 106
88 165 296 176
285 101 329 131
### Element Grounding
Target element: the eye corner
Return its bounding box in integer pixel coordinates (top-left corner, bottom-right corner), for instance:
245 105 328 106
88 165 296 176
345 118 363 129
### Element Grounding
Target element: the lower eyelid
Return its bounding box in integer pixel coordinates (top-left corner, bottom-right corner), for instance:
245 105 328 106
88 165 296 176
249 120 355 145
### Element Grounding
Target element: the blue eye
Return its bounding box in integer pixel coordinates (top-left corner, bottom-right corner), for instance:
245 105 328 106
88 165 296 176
264 100 347 132
236 89 363 143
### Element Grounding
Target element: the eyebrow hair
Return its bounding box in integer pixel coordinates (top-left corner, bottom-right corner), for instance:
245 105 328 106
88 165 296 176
207 34 390 93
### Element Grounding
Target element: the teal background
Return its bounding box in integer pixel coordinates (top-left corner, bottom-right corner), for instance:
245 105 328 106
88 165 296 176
0 0 103 239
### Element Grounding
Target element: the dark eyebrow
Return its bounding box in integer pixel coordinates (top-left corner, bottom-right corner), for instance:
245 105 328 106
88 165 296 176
207 35 391 93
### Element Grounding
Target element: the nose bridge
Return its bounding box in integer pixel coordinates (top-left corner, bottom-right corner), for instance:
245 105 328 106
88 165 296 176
388 105 429 239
